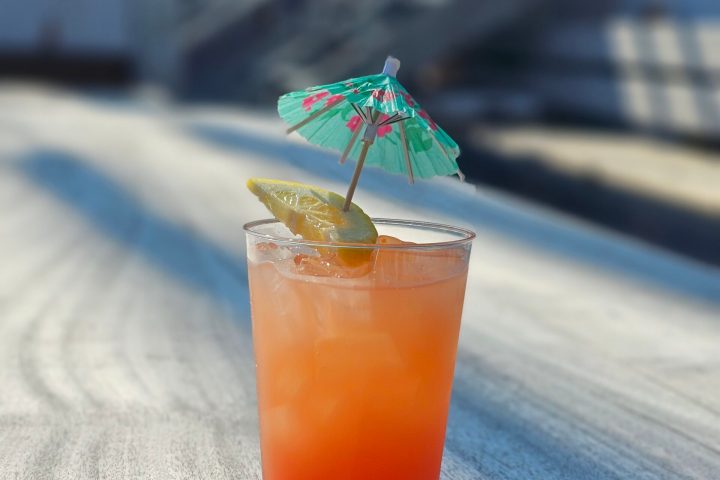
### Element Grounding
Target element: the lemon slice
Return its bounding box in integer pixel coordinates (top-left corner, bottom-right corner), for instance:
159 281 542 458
247 178 378 264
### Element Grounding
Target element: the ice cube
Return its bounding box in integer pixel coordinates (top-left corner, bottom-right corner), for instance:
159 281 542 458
249 241 295 263
293 252 372 279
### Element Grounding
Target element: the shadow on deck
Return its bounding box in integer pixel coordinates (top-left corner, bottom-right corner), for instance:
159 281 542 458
16 150 250 326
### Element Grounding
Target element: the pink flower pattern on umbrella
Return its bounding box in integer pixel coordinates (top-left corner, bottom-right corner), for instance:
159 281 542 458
376 113 393 137
346 114 394 136
302 91 329 111
346 115 362 132
325 94 345 106
369 89 396 103
377 124 392 137
400 91 415 107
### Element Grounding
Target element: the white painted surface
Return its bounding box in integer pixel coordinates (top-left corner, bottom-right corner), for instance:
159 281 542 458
0 86 719 479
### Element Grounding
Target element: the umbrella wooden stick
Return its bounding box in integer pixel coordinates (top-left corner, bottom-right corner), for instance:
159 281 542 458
286 97 345 134
399 121 414 184
342 140 371 211
343 117 380 211
339 126 361 164
431 133 451 162
429 132 465 180
351 102 367 122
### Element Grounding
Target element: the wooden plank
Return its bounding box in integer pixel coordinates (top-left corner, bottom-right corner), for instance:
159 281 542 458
0 86 719 479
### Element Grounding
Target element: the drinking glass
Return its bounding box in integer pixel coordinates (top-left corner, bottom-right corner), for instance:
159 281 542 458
245 218 474 480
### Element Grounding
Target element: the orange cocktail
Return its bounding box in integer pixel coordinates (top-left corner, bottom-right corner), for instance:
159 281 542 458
245 219 473 480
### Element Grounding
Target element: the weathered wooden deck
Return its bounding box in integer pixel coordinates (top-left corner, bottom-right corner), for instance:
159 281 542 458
1 86 719 479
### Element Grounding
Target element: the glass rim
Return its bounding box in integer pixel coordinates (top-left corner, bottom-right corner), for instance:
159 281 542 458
243 218 476 250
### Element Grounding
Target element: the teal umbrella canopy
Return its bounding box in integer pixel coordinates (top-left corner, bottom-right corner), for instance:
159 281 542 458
278 57 462 209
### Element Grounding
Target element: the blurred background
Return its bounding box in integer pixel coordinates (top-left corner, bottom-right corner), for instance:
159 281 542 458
1 0 719 265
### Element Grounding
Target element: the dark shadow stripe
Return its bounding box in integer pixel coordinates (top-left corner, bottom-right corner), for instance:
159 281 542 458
16 150 250 325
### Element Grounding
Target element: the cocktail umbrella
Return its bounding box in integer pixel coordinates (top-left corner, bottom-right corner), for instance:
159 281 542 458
278 56 461 211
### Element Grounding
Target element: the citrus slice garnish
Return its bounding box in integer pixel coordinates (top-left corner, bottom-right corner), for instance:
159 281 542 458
247 178 378 264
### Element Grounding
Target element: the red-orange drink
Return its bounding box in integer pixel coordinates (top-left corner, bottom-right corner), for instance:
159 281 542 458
245 219 474 480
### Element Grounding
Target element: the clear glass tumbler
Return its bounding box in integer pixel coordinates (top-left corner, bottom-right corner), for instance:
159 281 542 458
244 218 474 480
